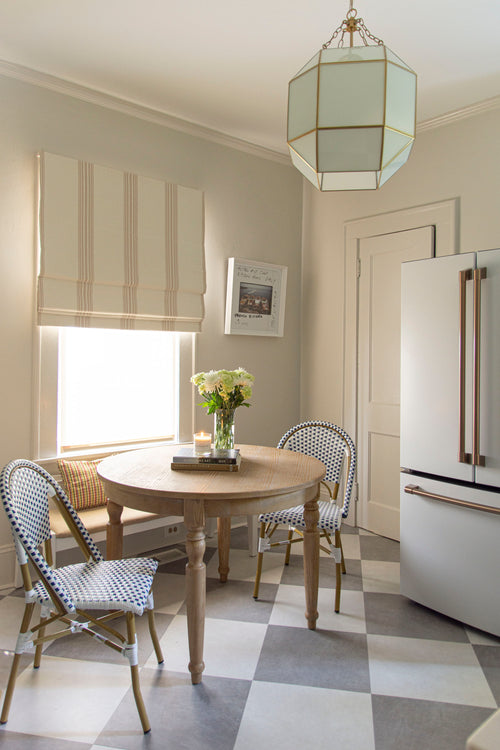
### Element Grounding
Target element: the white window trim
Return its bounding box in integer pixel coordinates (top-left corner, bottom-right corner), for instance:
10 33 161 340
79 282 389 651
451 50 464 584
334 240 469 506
32 326 196 460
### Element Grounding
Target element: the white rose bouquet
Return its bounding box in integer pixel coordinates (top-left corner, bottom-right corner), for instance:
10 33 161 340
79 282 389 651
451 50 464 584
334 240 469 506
190 367 255 414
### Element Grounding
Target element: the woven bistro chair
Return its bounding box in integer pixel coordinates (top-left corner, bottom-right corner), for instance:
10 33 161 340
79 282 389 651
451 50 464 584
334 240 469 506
253 421 356 613
0 459 164 734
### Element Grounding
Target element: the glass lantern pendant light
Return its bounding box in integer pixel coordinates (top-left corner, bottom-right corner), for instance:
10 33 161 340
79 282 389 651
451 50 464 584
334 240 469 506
287 2 417 191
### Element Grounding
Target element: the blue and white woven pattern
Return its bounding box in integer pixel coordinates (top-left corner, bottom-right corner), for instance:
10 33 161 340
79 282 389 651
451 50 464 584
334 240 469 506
32 558 158 615
278 421 355 518
259 500 342 532
259 421 356 526
0 459 157 615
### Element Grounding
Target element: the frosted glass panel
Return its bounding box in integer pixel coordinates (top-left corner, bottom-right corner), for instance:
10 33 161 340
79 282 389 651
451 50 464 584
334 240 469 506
288 68 318 140
318 61 385 126
292 131 317 169
289 147 320 188
385 64 417 134
382 129 413 167
294 51 320 78
386 46 414 72
379 142 413 186
321 45 385 64
321 171 378 190
318 127 383 171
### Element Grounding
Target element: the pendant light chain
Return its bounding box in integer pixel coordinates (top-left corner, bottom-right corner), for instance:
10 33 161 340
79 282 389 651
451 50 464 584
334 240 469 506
322 3 384 49
287 0 416 190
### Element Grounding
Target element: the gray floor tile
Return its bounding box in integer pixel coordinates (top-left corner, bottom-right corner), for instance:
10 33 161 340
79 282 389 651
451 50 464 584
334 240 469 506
473 645 500 704
224 524 252 550
0 731 90 749
372 694 495 750
364 592 469 641
254 624 370 692
2 523 498 750
179 578 278 624
156 546 217 575
43 611 173 665
280 554 363 591
359 534 400 562
97 668 251 750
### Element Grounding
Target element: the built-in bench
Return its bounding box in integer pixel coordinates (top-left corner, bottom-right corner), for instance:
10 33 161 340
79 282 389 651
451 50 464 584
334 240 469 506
36 452 187 564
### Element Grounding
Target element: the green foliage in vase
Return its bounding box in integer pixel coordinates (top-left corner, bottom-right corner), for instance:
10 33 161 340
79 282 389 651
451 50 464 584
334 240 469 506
190 367 255 414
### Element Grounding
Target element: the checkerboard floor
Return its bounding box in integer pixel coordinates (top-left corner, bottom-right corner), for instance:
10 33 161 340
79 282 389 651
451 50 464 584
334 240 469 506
0 522 499 750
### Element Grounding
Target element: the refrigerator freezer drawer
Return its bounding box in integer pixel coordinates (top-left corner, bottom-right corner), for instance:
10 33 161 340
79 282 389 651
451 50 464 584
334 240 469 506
400 473 500 637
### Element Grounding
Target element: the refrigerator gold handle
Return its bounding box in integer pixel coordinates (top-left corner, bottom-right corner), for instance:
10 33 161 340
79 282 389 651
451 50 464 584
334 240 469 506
458 269 472 464
404 484 500 516
473 267 486 467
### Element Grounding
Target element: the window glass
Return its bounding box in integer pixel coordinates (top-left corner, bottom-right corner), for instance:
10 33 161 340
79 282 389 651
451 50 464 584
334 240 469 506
58 328 177 451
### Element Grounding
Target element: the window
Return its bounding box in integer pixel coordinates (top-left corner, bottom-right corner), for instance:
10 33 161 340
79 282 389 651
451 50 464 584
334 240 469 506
35 327 195 458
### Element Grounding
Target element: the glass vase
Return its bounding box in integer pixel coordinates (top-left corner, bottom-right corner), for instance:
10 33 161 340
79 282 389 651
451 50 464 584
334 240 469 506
214 408 235 450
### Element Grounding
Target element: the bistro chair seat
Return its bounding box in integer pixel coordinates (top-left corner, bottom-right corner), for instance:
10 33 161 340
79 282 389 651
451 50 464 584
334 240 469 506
0 459 164 734
253 421 356 613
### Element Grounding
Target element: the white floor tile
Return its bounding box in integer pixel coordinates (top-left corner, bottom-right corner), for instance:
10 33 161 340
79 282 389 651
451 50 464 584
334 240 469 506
361 560 401 594
148 614 268 680
368 635 497 707
2 655 133 743
234 681 375 750
0 596 27 651
0 596 61 653
269 585 367 633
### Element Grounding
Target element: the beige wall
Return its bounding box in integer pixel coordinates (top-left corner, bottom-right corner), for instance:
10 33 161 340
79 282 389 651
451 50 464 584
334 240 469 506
0 75 303 567
300 106 500 426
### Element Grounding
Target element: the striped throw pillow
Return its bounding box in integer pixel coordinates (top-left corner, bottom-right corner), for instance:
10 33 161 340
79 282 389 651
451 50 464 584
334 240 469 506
58 459 107 510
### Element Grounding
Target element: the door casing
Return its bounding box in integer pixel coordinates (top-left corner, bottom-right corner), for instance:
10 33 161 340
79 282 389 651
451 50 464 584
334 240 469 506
343 199 459 526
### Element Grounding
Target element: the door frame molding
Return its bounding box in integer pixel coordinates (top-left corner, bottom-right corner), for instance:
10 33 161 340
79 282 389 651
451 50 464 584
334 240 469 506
342 199 459 518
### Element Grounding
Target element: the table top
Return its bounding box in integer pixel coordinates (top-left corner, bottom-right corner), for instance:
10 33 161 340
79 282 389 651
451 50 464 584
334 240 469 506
97 444 325 517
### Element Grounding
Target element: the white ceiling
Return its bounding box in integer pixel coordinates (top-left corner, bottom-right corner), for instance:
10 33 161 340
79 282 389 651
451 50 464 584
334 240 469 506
1 0 499 154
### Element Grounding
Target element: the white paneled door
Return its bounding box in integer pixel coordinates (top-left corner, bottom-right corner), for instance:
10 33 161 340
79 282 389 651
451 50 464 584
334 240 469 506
357 226 435 539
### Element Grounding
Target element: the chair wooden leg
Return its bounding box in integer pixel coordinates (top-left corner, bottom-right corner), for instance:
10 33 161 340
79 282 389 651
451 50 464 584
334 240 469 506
339 532 346 575
147 608 164 664
125 612 151 734
284 528 294 566
33 615 47 669
334 529 342 613
1 602 36 724
253 522 266 600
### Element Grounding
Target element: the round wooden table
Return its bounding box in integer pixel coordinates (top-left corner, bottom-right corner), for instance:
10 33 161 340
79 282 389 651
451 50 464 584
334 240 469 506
98 444 325 684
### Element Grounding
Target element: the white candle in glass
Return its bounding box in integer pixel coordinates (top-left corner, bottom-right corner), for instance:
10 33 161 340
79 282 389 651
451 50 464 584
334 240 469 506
193 432 212 454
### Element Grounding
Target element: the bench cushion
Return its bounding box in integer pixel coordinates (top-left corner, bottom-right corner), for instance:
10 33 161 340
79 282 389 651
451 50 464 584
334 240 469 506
58 459 107 510
49 503 163 538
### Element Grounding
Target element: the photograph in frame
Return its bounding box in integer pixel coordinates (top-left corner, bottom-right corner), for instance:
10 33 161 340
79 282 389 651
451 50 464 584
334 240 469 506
224 258 287 336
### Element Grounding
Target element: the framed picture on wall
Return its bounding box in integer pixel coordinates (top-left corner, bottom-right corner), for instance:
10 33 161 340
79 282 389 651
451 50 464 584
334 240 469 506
224 258 288 336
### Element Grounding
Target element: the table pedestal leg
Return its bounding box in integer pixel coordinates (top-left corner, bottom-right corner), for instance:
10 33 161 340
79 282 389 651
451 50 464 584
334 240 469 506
106 500 124 560
184 498 206 684
217 517 231 582
302 493 320 630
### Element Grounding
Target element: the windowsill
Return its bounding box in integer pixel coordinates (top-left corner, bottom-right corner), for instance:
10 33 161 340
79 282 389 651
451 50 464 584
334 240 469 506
38 438 191 463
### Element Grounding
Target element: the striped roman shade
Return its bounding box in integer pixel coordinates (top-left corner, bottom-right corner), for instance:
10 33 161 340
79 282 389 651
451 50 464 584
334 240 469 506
37 151 206 331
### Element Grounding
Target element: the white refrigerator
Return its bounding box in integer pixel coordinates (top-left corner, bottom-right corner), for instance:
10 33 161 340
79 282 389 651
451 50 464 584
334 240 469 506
400 248 500 637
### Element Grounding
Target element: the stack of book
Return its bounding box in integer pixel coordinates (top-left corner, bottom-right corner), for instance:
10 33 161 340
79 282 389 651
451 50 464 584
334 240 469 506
171 447 241 472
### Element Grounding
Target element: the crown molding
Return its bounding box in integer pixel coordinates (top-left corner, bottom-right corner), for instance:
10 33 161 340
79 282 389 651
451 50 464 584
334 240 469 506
417 95 500 133
2 58 499 159
0 59 291 166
